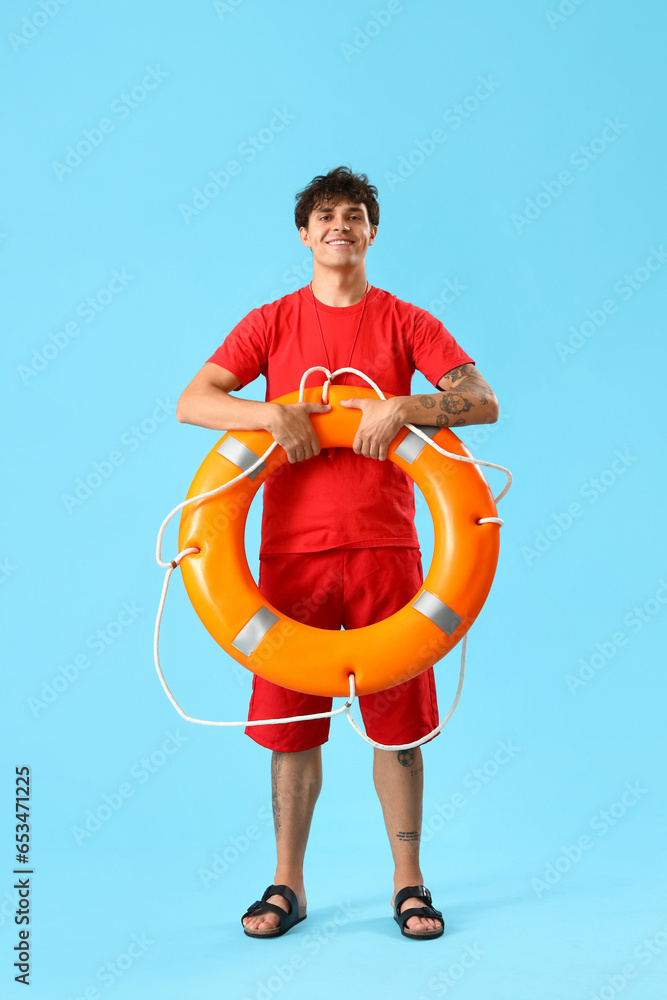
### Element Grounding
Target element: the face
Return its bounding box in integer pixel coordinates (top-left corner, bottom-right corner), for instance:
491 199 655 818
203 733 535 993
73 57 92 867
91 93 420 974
299 198 376 266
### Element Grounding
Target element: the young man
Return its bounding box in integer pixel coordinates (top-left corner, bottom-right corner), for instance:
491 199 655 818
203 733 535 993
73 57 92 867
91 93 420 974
177 166 498 940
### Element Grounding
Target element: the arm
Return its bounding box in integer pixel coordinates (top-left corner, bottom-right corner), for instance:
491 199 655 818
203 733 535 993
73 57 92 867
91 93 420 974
397 363 499 429
340 363 499 461
176 363 330 463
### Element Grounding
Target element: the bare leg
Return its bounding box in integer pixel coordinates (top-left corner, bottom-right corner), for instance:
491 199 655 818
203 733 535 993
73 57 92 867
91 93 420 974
372 746 442 934
242 746 322 932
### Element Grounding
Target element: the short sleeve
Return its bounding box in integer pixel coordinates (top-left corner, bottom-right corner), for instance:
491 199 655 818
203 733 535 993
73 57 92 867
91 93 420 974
412 307 474 388
206 308 268 389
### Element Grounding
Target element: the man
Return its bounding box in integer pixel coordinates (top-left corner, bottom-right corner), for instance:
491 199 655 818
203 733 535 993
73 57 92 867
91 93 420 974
177 166 498 940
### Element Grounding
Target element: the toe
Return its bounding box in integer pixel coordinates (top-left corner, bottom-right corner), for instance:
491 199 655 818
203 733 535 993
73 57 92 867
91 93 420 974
407 916 435 933
243 892 294 933
244 914 276 932
398 896 442 935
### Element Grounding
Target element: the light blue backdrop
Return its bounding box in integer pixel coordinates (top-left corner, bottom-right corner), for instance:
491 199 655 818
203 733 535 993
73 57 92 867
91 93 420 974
2 1 666 998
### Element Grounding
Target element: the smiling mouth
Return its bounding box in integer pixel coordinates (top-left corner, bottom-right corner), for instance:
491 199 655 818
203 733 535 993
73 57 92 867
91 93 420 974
327 240 354 246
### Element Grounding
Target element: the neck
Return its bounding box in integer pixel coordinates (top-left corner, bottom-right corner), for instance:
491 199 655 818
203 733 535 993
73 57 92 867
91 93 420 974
309 265 369 307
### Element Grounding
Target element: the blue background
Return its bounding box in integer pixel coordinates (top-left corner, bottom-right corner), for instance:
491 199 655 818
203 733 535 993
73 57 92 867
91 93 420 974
2 1 666 998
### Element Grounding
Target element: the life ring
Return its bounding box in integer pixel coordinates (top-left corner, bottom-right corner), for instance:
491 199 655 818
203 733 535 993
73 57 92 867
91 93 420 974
177 384 500 698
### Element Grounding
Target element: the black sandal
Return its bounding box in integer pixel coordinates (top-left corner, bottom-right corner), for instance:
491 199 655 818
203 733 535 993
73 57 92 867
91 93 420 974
393 884 444 940
241 884 307 938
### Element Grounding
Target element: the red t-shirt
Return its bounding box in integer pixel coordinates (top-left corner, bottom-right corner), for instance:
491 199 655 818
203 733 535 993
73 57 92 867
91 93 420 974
206 285 474 555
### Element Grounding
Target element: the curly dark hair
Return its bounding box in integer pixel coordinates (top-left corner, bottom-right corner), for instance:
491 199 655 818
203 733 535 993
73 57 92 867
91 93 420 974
294 165 379 231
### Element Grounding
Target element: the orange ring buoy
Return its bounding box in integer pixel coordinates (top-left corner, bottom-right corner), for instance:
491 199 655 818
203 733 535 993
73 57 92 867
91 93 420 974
178 385 500 697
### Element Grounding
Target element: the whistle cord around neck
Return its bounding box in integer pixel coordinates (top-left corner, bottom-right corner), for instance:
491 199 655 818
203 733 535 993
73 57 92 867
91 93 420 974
309 281 370 386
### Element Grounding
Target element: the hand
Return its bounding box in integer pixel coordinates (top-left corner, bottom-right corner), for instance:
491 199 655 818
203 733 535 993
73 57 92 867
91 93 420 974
266 400 331 464
340 396 405 460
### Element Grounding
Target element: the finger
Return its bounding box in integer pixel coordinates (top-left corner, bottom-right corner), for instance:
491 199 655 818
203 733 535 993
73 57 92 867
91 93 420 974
352 436 362 455
310 437 321 457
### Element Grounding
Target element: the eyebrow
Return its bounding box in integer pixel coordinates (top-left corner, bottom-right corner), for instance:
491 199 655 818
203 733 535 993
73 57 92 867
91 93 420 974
316 204 364 213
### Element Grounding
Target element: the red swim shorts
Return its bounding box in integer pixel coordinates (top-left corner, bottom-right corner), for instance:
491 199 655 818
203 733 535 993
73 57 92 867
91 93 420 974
244 546 439 752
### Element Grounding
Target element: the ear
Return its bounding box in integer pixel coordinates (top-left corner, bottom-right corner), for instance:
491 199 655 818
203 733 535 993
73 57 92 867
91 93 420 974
298 226 310 248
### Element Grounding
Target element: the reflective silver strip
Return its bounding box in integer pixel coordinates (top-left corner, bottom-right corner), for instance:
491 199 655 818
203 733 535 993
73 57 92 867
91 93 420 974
217 436 265 479
411 590 462 636
232 606 280 656
394 424 439 464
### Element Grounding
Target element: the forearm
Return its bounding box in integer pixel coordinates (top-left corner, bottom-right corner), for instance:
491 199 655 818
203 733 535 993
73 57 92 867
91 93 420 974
394 386 498 429
176 387 278 432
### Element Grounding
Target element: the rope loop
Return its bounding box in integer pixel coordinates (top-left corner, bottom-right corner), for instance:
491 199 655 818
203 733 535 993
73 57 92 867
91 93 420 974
154 365 512 737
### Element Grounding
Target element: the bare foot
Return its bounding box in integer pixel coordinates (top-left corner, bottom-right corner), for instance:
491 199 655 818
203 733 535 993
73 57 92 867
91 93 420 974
392 893 443 935
242 888 306 934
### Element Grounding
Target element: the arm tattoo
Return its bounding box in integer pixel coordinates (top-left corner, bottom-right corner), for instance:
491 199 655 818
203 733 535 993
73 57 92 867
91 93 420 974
438 363 475 388
397 749 415 767
439 393 474 415
440 363 490 404
409 362 496 427
396 830 420 841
